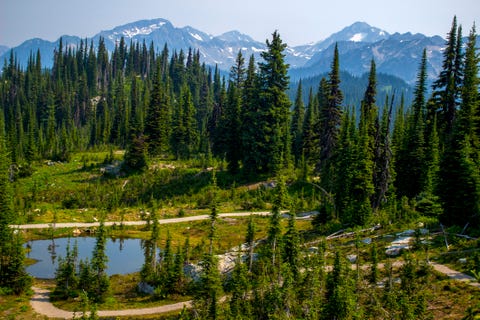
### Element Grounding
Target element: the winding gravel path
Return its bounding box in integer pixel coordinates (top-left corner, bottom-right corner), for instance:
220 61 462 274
12 211 273 230
31 286 192 319
430 262 480 288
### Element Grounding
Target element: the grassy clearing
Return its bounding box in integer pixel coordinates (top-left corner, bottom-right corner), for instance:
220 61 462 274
0 287 43 320
13 151 289 225
52 273 192 312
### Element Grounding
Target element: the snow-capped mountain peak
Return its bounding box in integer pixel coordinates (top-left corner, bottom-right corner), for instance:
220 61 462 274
1 18 447 84
105 18 171 41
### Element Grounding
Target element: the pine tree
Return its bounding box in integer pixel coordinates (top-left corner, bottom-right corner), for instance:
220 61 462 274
172 84 198 159
302 86 320 166
324 252 356 320
257 31 292 174
437 24 480 227
145 63 171 156
123 133 148 172
228 253 252 319
317 43 343 189
349 59 378 223
373 96 394 210
140 208 159 284
432 16 464 135
240 55 260 176
223 81 243 173
89 221 110 302
0 118 31 293
396 50 428 198
283 213 300 278
54 240 79 299
246 214 256 272
334 108 357 221
291 80 305 164
267 176 288 271
194 172 223 319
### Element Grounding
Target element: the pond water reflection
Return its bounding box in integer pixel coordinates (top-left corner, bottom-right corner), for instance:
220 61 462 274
25 237 151 279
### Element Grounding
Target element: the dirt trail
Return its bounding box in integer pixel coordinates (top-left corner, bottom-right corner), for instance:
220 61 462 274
430 262 480 288
12 211 273 230
31 286 192 319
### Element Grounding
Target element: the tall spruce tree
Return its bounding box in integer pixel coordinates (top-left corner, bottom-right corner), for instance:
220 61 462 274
317 43 343 190
89 221 110 302
396 50 428 198
432 16 464 135
437 25 480 227
373 96 394 210
291 80 305 164
145 63 171 156
0 118 31 293
257 31 292 174
241 54 260 176
221 51 246 173
302 86 320 166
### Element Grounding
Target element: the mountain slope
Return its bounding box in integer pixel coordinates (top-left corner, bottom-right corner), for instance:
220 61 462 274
0 45 9 57
290 32 445 84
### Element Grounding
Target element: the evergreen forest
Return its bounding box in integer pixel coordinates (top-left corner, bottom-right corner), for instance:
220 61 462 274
0 16 479 320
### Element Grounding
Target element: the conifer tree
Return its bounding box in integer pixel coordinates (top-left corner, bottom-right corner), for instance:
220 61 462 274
396 50 428 198
89 221 110 302
334 108 357 220
0 119 31 293
324 252 356 320
373 96 394 209
172 84 198 159
437 25 480 227
432 16 464 135
257 31 292 174
246 214 256 272
302 87 319 166
223 80 243 173
283 213 300 278
317 43 343 189
267 176 288 271
145 63 171 156
123 76 148 172
241 54 260 176
194 171 223 319
228 251 251 319
54 240 79 299
140 206 160 287
349 59 378 223
291 80 305 164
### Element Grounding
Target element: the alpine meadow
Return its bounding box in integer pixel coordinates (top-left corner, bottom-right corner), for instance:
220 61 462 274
0 14 479 320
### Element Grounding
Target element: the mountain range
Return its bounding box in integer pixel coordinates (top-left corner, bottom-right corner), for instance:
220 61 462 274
0 18 449 84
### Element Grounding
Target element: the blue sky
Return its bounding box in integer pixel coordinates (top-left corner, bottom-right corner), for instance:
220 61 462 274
1 0 478 47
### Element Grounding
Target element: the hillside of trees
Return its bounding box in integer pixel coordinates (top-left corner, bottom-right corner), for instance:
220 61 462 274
0 16 478 318
1 17 477 227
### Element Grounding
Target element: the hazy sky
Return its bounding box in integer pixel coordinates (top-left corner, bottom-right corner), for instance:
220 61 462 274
1 0 478 47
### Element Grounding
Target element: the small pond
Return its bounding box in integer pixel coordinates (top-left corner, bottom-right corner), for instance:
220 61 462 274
25 237 154 279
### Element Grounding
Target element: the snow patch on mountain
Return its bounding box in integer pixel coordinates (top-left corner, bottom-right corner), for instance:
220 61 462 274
116 22 165 38
251 46 265 53
350 33 365 42
190 33 204 41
